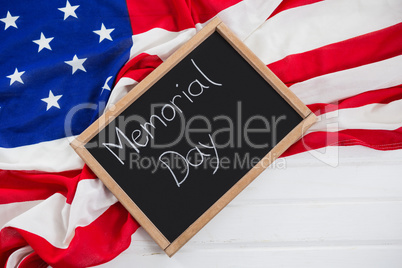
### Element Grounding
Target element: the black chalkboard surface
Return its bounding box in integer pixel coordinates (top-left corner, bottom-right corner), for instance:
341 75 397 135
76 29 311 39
71 17 316 256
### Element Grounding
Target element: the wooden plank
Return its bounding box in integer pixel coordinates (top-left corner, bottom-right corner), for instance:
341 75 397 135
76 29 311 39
99 238 402 268
240 164 402 201
197 201 402 242
132 201 402 243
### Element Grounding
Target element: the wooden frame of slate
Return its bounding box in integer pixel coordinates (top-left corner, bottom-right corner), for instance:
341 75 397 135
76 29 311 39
71 17 316 257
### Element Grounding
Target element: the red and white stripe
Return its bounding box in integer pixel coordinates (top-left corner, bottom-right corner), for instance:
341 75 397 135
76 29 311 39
2 0 402 267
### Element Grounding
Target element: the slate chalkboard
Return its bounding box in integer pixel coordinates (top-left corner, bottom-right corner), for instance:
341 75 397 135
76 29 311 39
71 18 316 256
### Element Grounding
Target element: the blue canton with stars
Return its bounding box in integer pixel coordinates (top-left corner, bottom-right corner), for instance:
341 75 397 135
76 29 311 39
0 0 133 148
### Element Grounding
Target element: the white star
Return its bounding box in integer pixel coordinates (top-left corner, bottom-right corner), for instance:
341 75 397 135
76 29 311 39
41 90 62 111
33 32 54 52
7 68 25 85
58 1 79 20
0 11 19 30
101 76 113 95
93 23 114 43
65 55 87 74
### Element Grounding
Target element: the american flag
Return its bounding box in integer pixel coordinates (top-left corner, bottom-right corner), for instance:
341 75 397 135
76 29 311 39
1 0 401 267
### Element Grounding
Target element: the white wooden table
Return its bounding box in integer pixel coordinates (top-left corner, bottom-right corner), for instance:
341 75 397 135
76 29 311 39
97 146 402 268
